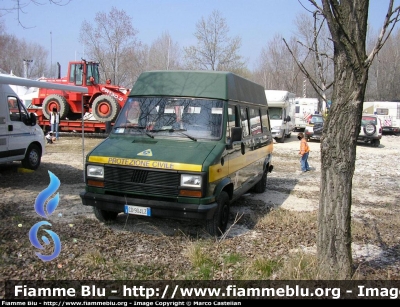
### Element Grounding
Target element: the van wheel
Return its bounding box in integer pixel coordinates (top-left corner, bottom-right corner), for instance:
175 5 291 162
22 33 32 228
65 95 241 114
277 136 285 143
253 171 267 193
93 207 119 222
372 139 380 147
21 144 41 170
205 191 230 236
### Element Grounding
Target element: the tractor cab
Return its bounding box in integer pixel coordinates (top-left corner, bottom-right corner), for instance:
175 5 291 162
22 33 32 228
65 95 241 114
68 60 100 86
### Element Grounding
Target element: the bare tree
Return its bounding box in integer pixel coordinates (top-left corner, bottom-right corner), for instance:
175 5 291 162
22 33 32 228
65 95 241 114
292 12 334 108
366 28 400 100
184 10 246 71
299 0 400 279
79 6 140 87
147 32 181 71
0 0 71 28
254 34 302 93
0 30 48 78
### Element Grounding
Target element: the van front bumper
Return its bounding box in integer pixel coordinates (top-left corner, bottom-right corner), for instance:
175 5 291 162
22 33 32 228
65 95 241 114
80 192 218 220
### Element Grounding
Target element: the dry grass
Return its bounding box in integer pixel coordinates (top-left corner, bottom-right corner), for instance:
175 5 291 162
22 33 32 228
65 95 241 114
1 136 399 295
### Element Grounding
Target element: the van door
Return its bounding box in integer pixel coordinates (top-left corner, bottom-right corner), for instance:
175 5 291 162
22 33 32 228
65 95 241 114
0 91 7 157
235 105 260 190
5 95 32 161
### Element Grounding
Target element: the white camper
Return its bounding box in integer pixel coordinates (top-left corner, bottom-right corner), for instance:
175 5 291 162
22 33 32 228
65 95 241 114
0 82 45 169
0 73 88 170
293 97 320 131
265 90 296 143
363 101 400 135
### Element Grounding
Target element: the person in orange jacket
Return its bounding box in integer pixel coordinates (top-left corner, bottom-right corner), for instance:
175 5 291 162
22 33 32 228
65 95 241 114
298 132 311 173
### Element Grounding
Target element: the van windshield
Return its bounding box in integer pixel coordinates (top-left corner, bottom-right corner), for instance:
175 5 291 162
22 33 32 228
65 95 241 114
269 107 282 119
113 97 224 140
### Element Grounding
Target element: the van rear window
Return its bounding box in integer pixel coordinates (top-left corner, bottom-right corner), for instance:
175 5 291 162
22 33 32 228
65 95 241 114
362 116 377 125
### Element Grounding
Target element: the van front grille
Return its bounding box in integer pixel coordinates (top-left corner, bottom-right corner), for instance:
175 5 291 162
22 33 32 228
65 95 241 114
104 166 180 197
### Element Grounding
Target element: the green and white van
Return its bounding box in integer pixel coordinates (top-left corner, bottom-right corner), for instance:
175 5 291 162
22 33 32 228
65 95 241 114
80 71 274 236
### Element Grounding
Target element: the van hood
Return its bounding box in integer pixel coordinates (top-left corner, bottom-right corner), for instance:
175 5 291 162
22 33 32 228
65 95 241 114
88 137 217 171
270 119 283 127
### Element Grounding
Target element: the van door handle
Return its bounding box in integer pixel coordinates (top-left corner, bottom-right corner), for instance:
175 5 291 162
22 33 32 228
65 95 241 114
8 125 13 132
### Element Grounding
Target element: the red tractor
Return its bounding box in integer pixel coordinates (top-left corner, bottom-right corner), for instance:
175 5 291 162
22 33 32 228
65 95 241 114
31 60 130 122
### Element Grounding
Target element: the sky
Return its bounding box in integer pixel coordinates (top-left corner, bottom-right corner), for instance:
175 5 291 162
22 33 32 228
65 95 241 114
1 0 398 73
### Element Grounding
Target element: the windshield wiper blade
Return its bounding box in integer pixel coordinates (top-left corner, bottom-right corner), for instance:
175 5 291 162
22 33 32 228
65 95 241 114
114 125 154 138
148 128 196 141
170 129 197 141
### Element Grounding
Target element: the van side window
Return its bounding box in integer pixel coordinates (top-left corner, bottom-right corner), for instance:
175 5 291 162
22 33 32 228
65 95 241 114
261 108 270 132
249 107 262 136
226 105 236 141
8 96 21 121
240 106 249 138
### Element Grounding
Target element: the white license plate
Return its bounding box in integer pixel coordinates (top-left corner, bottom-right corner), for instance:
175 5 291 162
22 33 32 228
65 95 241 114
124 205 151 216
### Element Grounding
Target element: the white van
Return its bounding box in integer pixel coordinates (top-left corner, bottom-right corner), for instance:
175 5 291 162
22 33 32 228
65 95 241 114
0 73 88 170
294 97 320 131
0 82 45 169
265 90 296 143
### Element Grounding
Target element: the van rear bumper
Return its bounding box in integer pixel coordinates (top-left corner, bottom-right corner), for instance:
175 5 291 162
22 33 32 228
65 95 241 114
80 192 218 220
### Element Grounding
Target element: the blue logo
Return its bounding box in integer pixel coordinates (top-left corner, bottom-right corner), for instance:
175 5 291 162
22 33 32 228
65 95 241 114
29 171 62 261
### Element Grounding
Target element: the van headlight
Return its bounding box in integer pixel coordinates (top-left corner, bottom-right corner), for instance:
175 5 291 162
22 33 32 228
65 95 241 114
87 165 104 178
181 174 202 188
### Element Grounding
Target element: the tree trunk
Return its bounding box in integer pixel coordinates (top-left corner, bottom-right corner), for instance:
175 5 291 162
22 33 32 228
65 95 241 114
317 0 369 279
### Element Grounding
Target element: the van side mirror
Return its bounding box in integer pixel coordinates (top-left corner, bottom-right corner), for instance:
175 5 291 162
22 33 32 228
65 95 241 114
231 127 242 142
286 115 291 122
226 127 243 149
27 113 37 126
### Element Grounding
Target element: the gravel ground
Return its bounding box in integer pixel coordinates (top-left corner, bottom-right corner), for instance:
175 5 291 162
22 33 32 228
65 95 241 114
0 133 399 286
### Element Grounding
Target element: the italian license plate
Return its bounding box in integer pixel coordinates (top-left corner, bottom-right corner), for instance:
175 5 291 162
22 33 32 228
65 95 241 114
124 205 151 216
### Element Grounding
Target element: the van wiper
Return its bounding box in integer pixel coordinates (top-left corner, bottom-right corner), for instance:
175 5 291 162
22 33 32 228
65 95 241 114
169 129 197 141
149 128 197 141
114 125 154 138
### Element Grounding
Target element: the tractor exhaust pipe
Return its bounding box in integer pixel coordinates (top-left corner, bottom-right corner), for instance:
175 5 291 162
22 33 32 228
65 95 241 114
57 62 61 79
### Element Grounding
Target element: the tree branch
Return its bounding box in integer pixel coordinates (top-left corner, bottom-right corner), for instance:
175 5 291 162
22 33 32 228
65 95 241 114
366 1 400 67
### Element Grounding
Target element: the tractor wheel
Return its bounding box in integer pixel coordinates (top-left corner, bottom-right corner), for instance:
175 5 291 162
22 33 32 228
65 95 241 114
42 94 69 119
92 95 120 122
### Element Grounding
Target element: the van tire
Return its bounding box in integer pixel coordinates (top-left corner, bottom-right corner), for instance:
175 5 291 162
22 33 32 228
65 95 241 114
253 171 267 193
93 207 119 222
372 139 380 147
22 144 41 170
205 191 230 237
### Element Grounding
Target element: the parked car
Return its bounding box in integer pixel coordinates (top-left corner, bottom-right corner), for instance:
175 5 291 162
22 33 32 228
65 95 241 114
357 114 382 147
304 114 324 142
